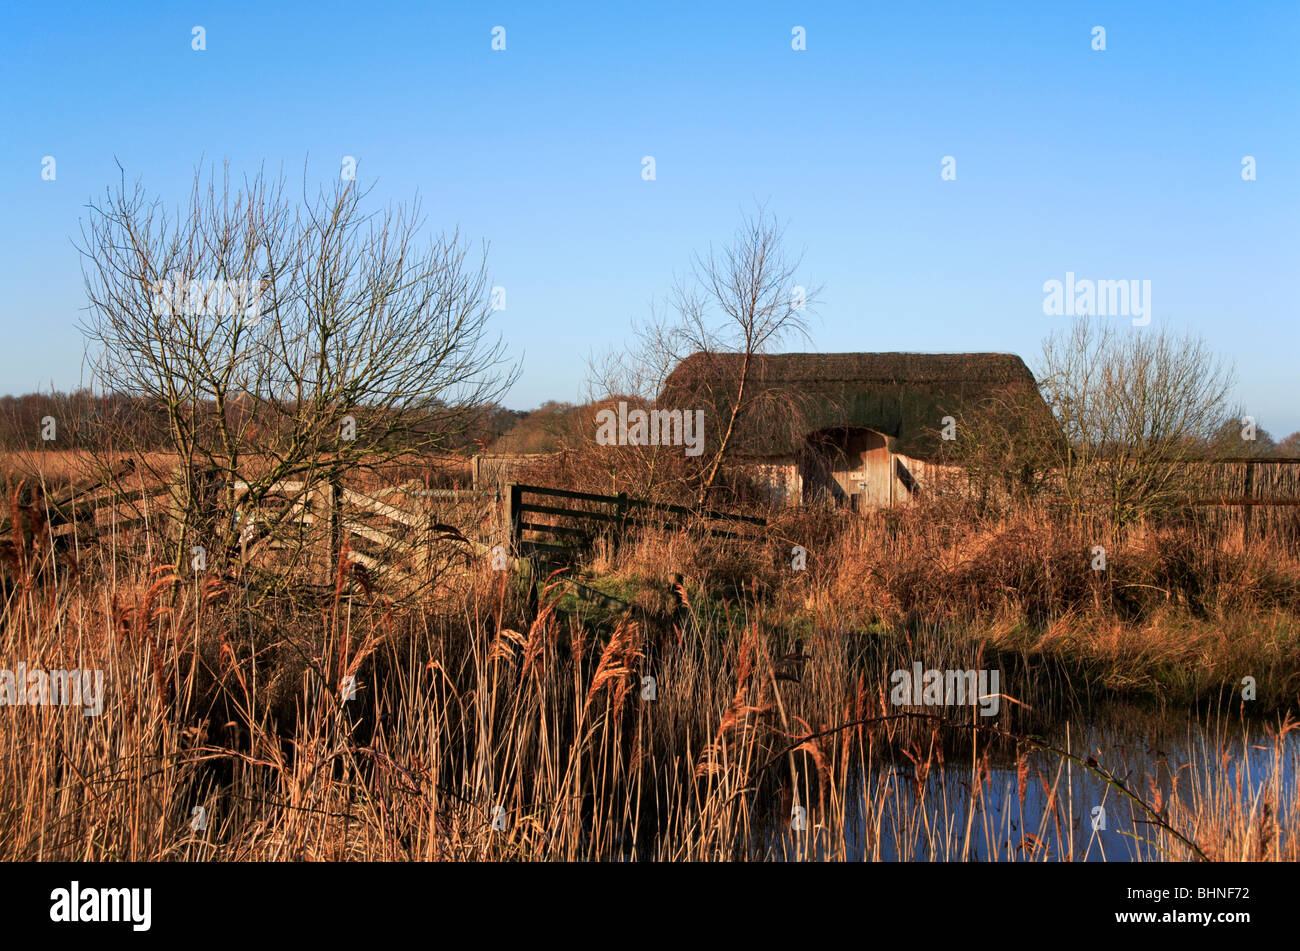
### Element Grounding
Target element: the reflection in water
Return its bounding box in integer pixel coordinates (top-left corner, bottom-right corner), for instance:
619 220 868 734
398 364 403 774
762 709 1299 861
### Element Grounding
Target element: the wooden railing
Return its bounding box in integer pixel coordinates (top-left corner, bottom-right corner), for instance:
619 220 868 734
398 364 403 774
507 483 766 561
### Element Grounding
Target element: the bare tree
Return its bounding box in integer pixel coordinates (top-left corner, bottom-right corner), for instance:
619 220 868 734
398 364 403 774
79 161 516 569
621 205 819 506
1037 318 1235 525
578 299 702 502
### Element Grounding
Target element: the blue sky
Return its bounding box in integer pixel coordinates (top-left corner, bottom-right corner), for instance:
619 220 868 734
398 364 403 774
2 1 1297 433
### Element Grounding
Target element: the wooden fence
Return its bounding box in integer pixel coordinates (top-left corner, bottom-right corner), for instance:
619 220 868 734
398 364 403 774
507 483 767 560
7 470 499 591
16 454 1300 572
229 479 499 586
1183 457 1300 548
46 457 1300 587
10 470 773 589
1186 457 1300 505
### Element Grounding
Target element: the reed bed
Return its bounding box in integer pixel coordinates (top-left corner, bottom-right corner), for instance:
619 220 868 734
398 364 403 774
1 469 1297 862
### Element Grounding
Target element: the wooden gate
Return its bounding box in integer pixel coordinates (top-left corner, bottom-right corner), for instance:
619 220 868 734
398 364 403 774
507 483 766 560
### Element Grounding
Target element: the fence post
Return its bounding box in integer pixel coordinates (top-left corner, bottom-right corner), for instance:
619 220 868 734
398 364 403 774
507 483 523 554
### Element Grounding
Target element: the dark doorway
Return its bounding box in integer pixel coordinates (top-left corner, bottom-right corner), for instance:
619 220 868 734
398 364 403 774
800 427 891 509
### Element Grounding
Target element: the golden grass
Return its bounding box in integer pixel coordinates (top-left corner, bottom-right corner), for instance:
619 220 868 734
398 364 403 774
1 466 1297 862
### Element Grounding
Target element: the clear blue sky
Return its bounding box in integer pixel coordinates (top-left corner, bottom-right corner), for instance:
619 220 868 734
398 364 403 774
2 1 1297 433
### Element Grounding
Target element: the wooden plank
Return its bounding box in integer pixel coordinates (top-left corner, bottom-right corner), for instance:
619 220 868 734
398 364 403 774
347 550 384 570
343 519 403 549
513 482 765 526
341 488 421 527
412 488 493 499
517 520 592 538
49 489 164 523
58 486 120 509
517 502 744 539
371 480 420 499
515 484 623 505
233 480 306 496
517 502 623 523
49 505 152 538
42 457 142 512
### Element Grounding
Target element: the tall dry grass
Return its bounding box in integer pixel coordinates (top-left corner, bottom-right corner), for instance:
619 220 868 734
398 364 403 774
1 472 1297 861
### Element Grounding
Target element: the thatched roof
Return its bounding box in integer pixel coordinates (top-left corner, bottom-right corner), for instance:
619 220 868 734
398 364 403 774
659 351 1057 462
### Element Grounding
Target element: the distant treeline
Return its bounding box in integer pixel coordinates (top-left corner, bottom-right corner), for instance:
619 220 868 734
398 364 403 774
4 390 1297 460
0 391 529 453
0 391 164 449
